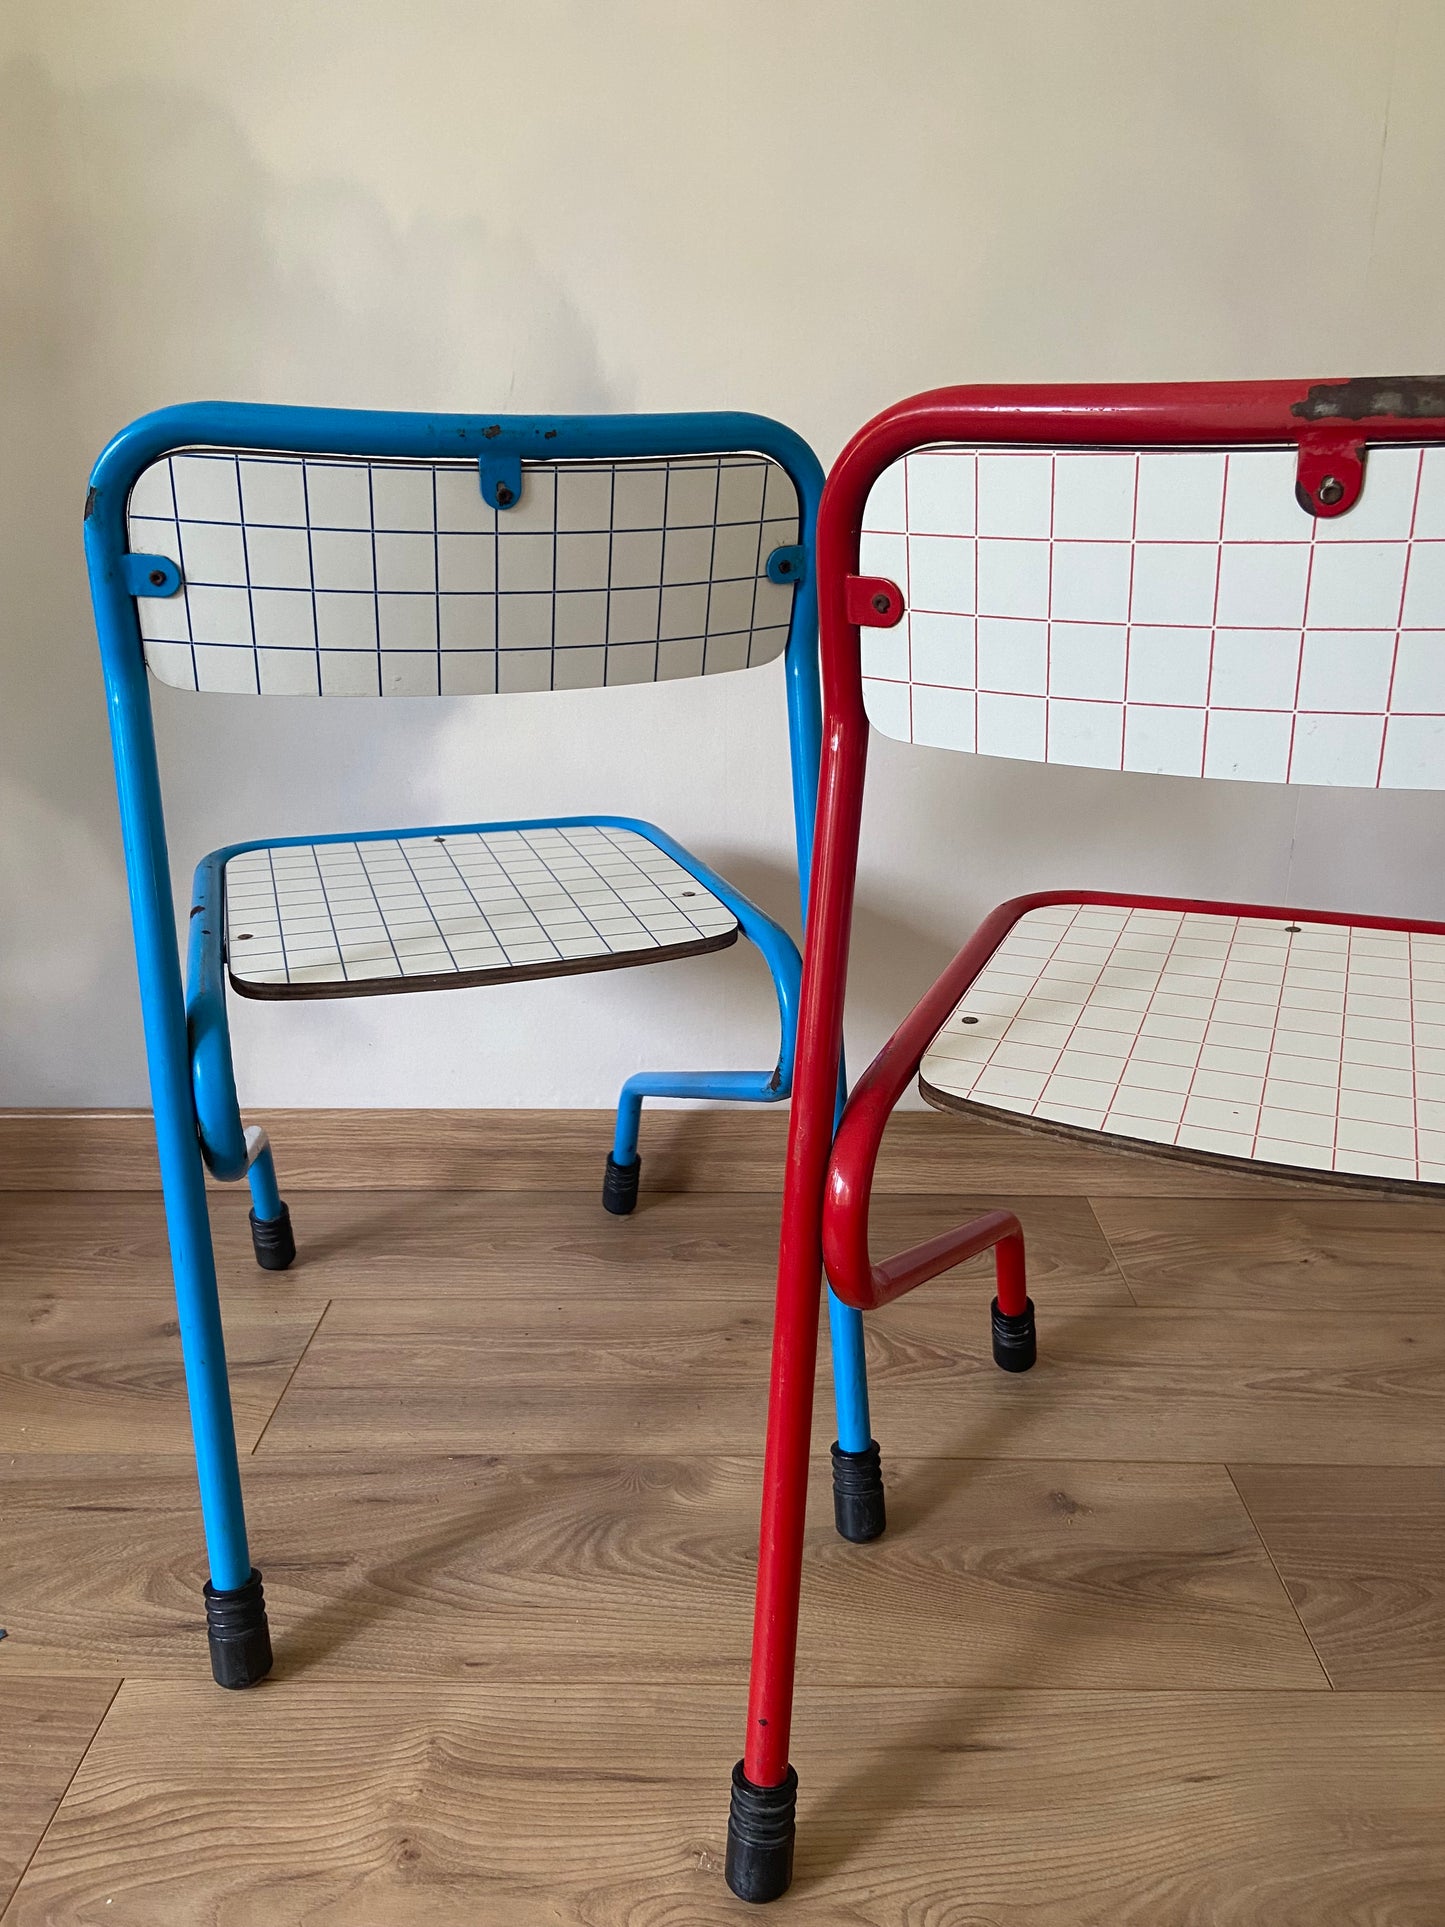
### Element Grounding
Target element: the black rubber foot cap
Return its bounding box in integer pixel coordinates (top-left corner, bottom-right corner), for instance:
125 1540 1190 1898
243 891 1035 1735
249 1202 296 1271
204 1567 273 1688
831 1439 887 1543
602 1152 641 1216
726 1760 797 1903
991 1295 1037 1372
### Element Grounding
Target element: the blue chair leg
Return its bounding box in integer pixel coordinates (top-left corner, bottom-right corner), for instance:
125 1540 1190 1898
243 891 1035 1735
604 1070 885 1537
155 1096 274 1688
602 1087 645 1216
245 1133 296 1272
827 1288 885 1542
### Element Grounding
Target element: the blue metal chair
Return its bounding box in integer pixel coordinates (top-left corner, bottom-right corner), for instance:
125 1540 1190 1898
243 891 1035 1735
85 403 879 1688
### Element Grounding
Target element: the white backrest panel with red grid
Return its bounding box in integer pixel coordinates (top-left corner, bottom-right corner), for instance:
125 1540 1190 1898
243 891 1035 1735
128 449 799 696
860 443 1445 788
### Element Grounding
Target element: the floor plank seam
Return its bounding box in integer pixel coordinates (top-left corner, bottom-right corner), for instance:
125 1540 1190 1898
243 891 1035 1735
0 1677 123 1924
249 1299 333 1456
1083 1194 1140 1306
1225 1464 1337 1690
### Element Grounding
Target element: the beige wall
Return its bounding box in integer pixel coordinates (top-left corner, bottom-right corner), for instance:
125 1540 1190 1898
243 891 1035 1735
3 0 1443 1108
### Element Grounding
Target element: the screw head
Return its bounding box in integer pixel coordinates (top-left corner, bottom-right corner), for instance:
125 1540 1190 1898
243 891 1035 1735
1317 476 1344 506
871 591 891 615
494 484 515 507
148 568 166 586
960 1014 979 1025
777 559 792 574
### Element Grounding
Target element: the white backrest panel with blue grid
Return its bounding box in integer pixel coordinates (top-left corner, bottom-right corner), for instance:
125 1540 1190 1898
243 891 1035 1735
127 449 800 695
859 443 1445 789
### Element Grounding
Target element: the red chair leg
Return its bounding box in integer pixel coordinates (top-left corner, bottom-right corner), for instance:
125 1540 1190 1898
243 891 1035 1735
725 1211 822 1902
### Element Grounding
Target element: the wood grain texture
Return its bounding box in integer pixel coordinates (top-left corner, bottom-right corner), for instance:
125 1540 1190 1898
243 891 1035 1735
5 1156 1444 1921
0 1677 118 1917
11 1681 1445 1926
0 1106 1351 1195
0 1288 327 1454
256 1296 1445 1465
0 1452 1321 1690
1092 1194 1445 1309
0 1189 1131 1305
1231 1464 1445 1690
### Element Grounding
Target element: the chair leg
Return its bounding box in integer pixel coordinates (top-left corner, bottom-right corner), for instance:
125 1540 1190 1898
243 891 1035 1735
601 1069 791 1218
158 1104 273 1689
245 1134 296 1271
602 1088 644 1216
726 1223 823 1902
826 1289 885 1543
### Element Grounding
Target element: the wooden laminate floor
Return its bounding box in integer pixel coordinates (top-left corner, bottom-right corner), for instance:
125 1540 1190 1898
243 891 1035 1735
2 1112 1444 1923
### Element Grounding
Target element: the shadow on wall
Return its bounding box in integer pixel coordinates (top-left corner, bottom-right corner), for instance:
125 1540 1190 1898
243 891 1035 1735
0 56 612 1100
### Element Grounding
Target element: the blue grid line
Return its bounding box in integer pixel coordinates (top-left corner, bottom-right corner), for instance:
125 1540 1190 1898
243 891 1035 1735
305 843 350 983
299 459 323 697
392 836 464 972
365 463 382 696
514 829 628 959
426 834 556 963
348 843 409 975
652 458 672 681
700 458 722 677
431 466 443 697
233 454 262 695
585 823 716 944
260 848 293 984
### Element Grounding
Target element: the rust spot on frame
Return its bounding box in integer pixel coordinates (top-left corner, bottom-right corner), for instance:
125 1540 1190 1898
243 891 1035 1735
1292 376 1445 423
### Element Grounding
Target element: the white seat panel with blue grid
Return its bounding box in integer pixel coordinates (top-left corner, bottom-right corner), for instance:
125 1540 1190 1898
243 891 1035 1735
223 823 740 998
128 449 799 696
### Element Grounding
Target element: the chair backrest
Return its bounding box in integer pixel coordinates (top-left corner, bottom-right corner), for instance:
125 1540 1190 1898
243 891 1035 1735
852 380 1445 789
101 406 807 698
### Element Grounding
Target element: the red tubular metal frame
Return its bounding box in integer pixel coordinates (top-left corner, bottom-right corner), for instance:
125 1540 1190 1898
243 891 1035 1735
824 885 1445 1311
739 378 1445 1801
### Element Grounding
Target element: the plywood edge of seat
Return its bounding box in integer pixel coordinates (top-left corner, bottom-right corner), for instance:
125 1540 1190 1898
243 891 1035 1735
916 1073 1445 1201
228 923 739 1002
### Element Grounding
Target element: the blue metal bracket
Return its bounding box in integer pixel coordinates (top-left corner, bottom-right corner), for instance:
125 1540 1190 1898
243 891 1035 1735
767 544 806 587
123 553 182 597
478 452 522 511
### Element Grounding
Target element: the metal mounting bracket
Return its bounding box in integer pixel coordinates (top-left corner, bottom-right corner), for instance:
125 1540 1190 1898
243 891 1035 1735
845 574 904 627
1295 428 1366 519
766 544 807 587
478 452 523 511
123 553 182 597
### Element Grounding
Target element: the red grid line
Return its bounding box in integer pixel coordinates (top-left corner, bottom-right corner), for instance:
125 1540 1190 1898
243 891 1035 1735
875 442 1445 786
928 906 1437 1175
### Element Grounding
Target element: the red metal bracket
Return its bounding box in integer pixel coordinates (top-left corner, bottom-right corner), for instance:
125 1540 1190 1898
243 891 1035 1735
844 574 904 626
1295 427 1366 519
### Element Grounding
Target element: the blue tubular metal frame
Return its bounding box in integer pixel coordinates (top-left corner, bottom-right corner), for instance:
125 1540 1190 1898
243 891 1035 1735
87 400 873 1612
187 813 802 1173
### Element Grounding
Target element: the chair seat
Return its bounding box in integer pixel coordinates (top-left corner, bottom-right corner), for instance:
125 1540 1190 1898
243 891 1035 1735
223 822 738 999
918 898 1445 1188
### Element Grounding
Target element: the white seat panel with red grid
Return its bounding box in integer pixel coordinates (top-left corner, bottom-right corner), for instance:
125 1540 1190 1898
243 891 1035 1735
920 899 1445 1187
860 443 1445 788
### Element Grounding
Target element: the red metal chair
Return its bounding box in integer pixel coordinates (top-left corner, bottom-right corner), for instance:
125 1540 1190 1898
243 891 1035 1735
724 377 1445 1900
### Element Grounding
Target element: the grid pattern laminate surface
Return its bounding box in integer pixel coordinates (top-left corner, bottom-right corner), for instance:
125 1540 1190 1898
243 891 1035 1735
859 442 1445 788
128 450 798 696
919 901 1445 1185
223 824 739 998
